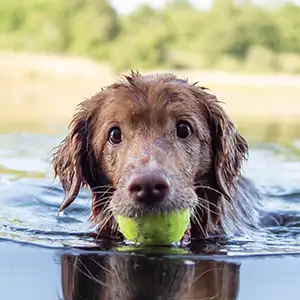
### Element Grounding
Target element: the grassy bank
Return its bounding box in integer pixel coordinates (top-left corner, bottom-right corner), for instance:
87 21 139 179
1 52 300 134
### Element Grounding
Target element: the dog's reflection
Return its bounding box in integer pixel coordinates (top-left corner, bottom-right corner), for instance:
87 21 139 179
61 249 240 300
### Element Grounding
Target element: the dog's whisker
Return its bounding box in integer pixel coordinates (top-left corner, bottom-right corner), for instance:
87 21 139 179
194 183 225 197
92 197 112 207
191 211 206 237
94 209 113 235
91 185 114 190
96 215 115 240
196 199 222 217
196 196 222 213
92 199 113 215
194 183 233 203
92 201 113 214
93 191 115 196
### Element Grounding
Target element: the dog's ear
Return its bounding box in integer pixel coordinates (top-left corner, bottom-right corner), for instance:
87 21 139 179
206 94 248 199
51 91 109 214
52 109 89 213
52 91 121 239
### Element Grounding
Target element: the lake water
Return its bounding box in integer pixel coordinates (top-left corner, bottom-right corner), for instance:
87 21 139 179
0 121 300 300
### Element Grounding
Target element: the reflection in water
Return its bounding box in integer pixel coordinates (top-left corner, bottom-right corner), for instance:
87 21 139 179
60 251 239 300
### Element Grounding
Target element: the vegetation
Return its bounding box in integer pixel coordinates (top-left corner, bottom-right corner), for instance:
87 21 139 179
1 0 300 73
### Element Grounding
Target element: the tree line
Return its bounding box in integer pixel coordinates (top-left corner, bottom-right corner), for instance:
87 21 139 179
1 0 300 73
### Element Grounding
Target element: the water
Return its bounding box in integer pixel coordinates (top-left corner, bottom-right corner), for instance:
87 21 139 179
0 122 300 299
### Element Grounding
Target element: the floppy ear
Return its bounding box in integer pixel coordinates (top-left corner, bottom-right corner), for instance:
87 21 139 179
52 111 89 214
52 94 121 239
52 92 106 214
207 95 248 199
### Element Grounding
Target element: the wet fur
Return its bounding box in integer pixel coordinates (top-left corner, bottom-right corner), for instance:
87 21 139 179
52 71 263 241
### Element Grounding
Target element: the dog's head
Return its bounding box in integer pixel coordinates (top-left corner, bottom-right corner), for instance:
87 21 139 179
52 72 248 239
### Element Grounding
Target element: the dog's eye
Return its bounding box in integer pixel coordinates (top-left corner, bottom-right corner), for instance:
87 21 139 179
108 127 122 144
176 121 193 139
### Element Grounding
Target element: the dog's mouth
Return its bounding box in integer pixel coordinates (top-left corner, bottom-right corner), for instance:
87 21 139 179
108 184 198 245
180 225 192 244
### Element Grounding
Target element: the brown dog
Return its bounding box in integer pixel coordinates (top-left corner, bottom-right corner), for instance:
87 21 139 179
52 71 263 241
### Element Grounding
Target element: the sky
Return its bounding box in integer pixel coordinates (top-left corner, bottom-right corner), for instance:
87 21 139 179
110 0 300 14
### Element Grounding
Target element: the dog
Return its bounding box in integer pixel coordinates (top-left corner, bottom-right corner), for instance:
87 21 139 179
52 71 265 242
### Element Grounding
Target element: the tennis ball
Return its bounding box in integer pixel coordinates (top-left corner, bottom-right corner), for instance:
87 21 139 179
115 209 190 246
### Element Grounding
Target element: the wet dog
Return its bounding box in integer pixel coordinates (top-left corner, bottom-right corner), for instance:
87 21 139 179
52 71 263 241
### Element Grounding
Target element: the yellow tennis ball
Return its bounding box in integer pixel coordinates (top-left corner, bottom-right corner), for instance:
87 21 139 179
116 209 190 246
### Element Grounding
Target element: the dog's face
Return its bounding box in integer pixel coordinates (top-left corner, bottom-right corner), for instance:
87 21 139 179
98 75 212 218
52 72 248 239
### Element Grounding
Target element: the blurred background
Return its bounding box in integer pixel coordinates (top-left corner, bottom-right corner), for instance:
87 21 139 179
0 0 300 155
0 0 300 256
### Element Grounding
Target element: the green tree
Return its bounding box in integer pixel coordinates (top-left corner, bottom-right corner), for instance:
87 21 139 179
68 0 120 59
108 5 171 70
1 0 300 73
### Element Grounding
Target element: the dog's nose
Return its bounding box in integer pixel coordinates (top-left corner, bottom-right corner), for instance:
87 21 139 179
128 171 170 204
